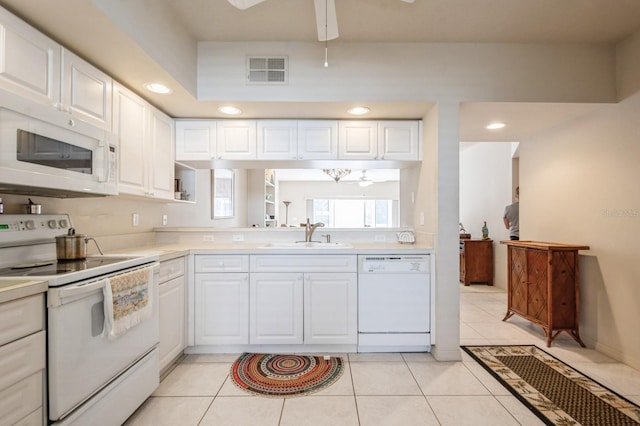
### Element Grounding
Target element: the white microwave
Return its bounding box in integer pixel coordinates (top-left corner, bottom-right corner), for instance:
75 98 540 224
0 108 117 197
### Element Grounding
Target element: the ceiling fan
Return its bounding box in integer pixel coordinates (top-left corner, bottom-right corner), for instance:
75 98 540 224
348 170 382 187
227 0 415 41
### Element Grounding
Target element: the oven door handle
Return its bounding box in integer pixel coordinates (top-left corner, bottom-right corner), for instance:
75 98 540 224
48 278 109 308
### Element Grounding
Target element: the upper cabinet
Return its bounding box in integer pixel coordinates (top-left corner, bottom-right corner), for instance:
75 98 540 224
114 83 174 200
217 120 257 160
0 7 60 106
338 121 378 160
257 120 297 160
297 120 338 160
177 119 419 165
61 49 113 131
0 9 112 131
377 121 420 160
176 120 216 161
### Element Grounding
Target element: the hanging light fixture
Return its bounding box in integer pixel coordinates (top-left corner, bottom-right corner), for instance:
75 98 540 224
323 0 329 67
323 168 351 182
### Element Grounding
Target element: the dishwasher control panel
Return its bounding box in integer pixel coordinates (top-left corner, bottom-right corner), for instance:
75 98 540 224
359 255 430 273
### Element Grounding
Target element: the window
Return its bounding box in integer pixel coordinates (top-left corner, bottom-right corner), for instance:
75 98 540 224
310 199 397 228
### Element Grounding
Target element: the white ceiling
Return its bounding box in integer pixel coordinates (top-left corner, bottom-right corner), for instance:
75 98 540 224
1 0 639 142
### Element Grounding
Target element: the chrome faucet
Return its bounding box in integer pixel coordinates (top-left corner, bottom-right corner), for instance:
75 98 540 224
305 218 325 242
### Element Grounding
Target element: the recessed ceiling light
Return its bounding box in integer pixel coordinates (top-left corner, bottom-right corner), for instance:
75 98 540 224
145 83 172 94
348 106 370 116
486 122 506 130
218 106 242 115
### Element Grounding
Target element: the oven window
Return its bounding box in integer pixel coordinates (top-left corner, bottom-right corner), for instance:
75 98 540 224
17 129 92 174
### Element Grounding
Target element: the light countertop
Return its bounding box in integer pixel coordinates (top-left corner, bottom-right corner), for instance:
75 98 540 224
0 278 48 304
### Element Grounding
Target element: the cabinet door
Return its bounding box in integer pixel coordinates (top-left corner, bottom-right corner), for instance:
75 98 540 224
61 49 112 131
377 121 420 160
509 247 528 316
250 273 303 344
0 8 61 106
304 273 357 344
338 121 378 160
526 250 548 324
159 276 186 370
175 120 216 161
195 273 249 345
257 120 297 160
114 84 148 196
297 120 338 160
149 107 175 200
216 120 256 159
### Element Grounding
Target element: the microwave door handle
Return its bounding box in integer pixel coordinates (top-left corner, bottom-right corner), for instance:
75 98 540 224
97 139 109 183
49 278 109 307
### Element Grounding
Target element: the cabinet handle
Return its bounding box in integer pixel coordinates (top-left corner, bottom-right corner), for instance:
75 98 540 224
68 119 75 127
298 155 303 160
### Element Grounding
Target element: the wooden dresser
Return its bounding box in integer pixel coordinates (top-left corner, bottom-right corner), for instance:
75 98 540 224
459 239 493 286
501 240 590 347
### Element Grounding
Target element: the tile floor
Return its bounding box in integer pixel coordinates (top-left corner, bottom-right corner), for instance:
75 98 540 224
125 285 640 425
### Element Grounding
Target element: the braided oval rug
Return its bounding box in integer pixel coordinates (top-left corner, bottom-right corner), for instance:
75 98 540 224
230 353 344 397
462 345 640 426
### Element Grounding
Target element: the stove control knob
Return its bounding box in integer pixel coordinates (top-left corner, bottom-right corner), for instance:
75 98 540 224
25 220 36 230
59 219 68 228
48 220 58 229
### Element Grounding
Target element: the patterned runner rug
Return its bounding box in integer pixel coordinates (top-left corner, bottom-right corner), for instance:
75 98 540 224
462 345 640 425
230 353 344 397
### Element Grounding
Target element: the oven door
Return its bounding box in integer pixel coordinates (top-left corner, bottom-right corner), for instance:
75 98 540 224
47 264 159 422
0 107 117 197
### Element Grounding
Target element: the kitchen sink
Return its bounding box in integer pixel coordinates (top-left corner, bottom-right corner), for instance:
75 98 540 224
259 241 352 249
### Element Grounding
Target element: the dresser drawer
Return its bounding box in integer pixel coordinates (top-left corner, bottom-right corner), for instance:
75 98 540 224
0 372 42 426
195 255 249 273
0 294 43 347
159 257 185 283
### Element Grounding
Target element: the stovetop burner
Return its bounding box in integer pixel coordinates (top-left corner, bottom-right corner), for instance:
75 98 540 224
0 257 139 277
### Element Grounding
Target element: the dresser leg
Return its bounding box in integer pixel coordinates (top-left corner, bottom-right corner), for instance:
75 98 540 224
502 310 514 321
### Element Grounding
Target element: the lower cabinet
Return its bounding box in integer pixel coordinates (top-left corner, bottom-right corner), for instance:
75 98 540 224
195 273 250 345
249 272 357 345
158 257 186 372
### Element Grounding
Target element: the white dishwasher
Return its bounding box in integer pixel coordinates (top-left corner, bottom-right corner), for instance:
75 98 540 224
358 255 431 352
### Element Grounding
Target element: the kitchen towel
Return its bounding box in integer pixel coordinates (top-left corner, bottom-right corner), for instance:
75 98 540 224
102 266 153 339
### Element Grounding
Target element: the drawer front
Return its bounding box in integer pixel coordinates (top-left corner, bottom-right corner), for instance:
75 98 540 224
0 330 45 392
250 255 357 272
0 294 43 347
159 257 185 283
0 372 42 426
195 255 249 273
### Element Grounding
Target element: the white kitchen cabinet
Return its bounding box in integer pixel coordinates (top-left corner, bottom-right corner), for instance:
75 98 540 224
297 120 338 160
158 257 186 372
0 294 45 426
216 120 257 159
377 120 420 160
250 273 304 345
304 273 357 345
114 83 174 200
0 7 61 107
61 49 112 131
257 120 297 160
195 273 250 345
149 108 175 200
175 120 216 162
338 121 379 160
194 255 250 345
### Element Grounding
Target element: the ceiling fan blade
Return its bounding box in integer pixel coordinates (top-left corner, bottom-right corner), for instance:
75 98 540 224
227 0 266 10
314 0 339 41
400 0 415 3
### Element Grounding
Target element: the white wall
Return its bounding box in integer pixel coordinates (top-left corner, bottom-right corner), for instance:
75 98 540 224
519 91 640 370
459 142 514 289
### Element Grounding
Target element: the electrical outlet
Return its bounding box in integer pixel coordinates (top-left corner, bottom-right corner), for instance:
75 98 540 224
202 235 214 242
374 235 386 242
162 214 168 226
232 234 244 242
132 213 139 227
420 211 425 226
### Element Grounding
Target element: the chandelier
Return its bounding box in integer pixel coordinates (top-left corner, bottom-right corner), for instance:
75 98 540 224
323 168 351 182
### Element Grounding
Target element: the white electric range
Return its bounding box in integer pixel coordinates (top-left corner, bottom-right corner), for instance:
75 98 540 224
0 214 160 425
